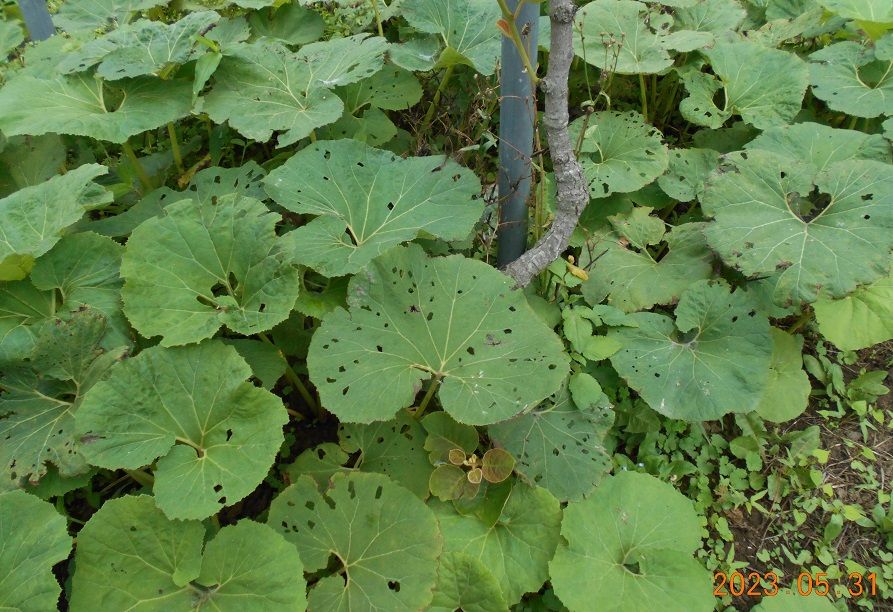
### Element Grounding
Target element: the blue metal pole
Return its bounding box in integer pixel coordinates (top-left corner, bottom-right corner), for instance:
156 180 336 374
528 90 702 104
496 0 539 268
17 0 54 41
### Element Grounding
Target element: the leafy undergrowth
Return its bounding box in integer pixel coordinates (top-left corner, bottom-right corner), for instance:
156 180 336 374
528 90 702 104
1 0 893 611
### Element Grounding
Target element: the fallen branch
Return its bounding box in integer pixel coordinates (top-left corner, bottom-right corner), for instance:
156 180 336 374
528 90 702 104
502 0 589 287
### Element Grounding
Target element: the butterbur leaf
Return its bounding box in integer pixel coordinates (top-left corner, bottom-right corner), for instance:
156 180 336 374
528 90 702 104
673 0 746 36
0 491 72 611
755 329 811 423
248 3 324 45
308 245 569 425
608 280 773 421
0 164 110 281
55 0 167 33
338 412 431 498
814 267 893 351
121 194 299 346
701 150 893 303
680 41 809 129
480 448 514 483
0 75 193 143
402 0 502 75
284 442 350 487
658 148 720 202
76 341 288 519
489 380 613 501
422 411 479 464
568 111 668 198
224 338 286 389
429 464 478 500
818 0 893 21
550 472 714 612
809 41 893 118
429 552 508 612
264 140 483 277
269 472 442 611
70 495 306 611
0 309 126 491
581 222 714 313
608 206 665 249
0 134 66 197
337 66 424 112
432 482 562 605
0 20 24 56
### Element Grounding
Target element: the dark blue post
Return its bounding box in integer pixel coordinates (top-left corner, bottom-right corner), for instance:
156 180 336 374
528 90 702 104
496 1 539 268
17 0 54 41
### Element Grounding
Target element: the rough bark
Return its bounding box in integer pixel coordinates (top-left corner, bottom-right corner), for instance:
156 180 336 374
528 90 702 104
502 0 589 287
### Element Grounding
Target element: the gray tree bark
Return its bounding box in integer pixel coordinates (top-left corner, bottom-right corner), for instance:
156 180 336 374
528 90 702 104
502 0 589 288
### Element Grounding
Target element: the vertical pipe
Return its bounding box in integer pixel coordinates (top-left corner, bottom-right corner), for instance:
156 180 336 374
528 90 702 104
496 1 539 268
17 0 54 41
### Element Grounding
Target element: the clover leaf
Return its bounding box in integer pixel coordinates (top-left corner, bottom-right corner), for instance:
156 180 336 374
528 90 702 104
120 194 299 347
76 341 288 519
550 471 714 612
0 75 192 143
0 491 72 611
608 280 773 421
809 41 893 118
264 139 483 276
0 164 111 281
308 245 569 425
403 0 502 75
268 472 442 611
681 41 809 129
568 111 668 198
701 150 893 303
70 495 306 611
432 482 562 605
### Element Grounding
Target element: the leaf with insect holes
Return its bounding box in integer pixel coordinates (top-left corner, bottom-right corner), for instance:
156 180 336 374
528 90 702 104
70 495 306 611
54 0 168 33
550 471 714 612
818 0 893 21
489 378 613 502
265 140 483 277
75 341 287 520
120 194 299 347
0 75 192 143
573 0 712 75
429 552 508 612
402 0 502 75
658 148 720 202
432 482 562 606
0 165 111 281
814 264 893 351
307 245 569 425
700 150 893 303
755 329 811 423
338 412 431 498
608 280 773 421
202 36 387 147
680 40 809 129
0 309 127 491
581 222 714 313
269 472 442 611
809 41 893 118
568 111 668 198
0 490 72 611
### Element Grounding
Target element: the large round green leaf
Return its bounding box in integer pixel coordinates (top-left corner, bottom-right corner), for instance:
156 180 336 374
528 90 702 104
568 111 668 198
0 490 72 611
402 0 502 75
76 341 288 519
608 280 773 421
55 0 167 33
809 42 893 118
673 0 746 36
70 495 306 611
268 472 442 611
488 380 613 502
0 75 193 143
814 267 893 351
0 309 126 491
264 140 483 277
121 194 299 347
681 41 809 129
432 482 562 605
701 150 893 303
550 471 714 612
0 164 111 281
308 245 569 425
429 552 508 612
818 0 893 21
755 329 811 423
